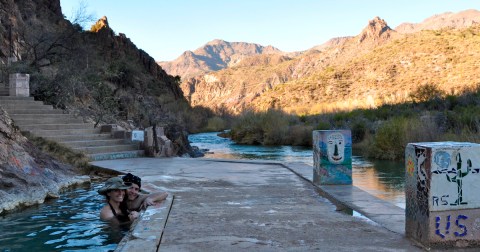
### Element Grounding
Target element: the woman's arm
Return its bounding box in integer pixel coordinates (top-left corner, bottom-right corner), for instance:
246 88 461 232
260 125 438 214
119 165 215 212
141 192 168 209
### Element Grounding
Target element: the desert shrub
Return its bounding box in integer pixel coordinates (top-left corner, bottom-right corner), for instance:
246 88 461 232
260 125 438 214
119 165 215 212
404 116 442 143
445 106 480 133
368 117 408 160
351 121 367 143
315 120 331 130
230 111 264 145
409 83 445 103
285 124 313 146
262 110 289 145
230 109 291 145
205 116 226 132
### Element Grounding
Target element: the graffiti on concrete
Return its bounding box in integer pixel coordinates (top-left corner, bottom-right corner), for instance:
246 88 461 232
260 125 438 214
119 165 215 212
431 150 480 210
312 130 352 185
326 132 344 164
435 214 468 239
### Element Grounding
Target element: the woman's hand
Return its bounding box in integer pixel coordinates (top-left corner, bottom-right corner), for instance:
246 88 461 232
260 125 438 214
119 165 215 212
141 197 155 209
128 211 139 221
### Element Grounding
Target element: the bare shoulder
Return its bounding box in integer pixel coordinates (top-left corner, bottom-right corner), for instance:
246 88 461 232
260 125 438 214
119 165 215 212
100 204 114 221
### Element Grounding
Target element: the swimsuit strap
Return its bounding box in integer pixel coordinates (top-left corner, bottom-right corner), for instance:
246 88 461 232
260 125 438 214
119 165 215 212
108 201 130 222
108 202 118 216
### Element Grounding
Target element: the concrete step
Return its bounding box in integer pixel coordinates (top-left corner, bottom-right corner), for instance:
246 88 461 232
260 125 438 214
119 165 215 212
0 95 146 161
42 133 112 142
60 139 126 148
89 150 145 161
7 109 64 114
26 128 101 136
73 144 140 154
13 117 84 127
0 96 34 101
20 123 94 131
9 114 76 120
0 103 54 110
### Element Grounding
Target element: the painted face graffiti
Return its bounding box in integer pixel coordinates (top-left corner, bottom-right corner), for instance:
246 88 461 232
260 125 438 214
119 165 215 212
326 133 344 164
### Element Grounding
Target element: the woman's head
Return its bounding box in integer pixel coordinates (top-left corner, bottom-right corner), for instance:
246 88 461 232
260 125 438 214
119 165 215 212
98 177 132 202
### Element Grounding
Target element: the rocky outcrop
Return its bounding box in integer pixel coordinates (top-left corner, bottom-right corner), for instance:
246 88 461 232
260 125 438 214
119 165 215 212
0 108 89 214
88 16 184 99
356 16 396 44
158 39 283 79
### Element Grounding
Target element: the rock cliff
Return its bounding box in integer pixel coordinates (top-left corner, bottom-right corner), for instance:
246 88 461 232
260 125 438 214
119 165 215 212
0 108 89 214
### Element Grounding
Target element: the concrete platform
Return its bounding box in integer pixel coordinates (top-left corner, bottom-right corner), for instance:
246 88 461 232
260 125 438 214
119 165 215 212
91 157 420 251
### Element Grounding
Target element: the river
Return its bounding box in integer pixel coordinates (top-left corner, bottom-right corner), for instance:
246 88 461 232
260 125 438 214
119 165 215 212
189 132 405 209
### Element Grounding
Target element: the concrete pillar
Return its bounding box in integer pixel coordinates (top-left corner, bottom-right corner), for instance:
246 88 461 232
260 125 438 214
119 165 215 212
405 142 480 248
312 130 352 185
9 73 29 97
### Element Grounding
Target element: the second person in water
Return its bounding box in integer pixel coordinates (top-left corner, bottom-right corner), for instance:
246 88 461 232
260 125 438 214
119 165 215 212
122 173 168 211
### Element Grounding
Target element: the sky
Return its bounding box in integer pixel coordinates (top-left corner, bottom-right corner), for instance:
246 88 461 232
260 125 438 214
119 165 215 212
60 0 480 62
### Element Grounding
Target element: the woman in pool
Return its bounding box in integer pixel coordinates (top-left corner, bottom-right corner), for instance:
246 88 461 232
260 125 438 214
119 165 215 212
98 177 140 223
122 173 168 211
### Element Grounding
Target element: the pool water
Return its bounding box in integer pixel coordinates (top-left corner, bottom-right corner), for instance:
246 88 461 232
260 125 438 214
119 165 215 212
0 183 129 252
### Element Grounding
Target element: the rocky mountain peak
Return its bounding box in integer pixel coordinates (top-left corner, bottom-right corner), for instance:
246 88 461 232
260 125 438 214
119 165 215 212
158 40 283 79
91 16 110 32
206 39 227 46
357 16 394 43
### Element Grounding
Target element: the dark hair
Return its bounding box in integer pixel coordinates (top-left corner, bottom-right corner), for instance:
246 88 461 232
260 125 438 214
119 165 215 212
122 173 141 188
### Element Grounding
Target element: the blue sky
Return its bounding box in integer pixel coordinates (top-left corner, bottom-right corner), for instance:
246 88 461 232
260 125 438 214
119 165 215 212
60 0 480 62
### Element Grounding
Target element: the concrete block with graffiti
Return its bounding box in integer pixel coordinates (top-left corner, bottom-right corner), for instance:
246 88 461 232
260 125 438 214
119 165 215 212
312 130 352 185
405 142 480 248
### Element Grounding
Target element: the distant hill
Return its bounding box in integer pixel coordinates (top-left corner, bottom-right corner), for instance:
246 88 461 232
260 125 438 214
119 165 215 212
396 9 480 34
157 39 282 79
162 9 480 115
179 16 399 113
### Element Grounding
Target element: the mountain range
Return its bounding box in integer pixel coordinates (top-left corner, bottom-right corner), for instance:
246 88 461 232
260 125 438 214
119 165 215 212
158 9 480 115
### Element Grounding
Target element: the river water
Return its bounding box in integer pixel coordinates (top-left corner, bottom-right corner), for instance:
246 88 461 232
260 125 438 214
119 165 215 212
189 132 405 209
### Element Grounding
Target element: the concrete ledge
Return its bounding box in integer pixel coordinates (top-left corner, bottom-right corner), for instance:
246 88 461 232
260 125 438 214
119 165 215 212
115 194 174 252
283 162 405 234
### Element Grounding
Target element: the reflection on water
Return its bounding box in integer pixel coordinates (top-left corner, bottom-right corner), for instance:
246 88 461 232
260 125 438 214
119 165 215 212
190 132 405 209
0 183 128 252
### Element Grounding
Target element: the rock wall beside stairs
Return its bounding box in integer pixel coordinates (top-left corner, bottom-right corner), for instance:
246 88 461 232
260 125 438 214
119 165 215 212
0 107 89 214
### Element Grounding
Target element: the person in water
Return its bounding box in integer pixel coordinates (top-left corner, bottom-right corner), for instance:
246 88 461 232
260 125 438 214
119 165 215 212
98 177 140 222
122 173 168 211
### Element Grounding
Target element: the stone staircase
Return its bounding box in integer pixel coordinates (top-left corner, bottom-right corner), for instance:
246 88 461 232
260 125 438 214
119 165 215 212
0 96 144 161
0 85 8 96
